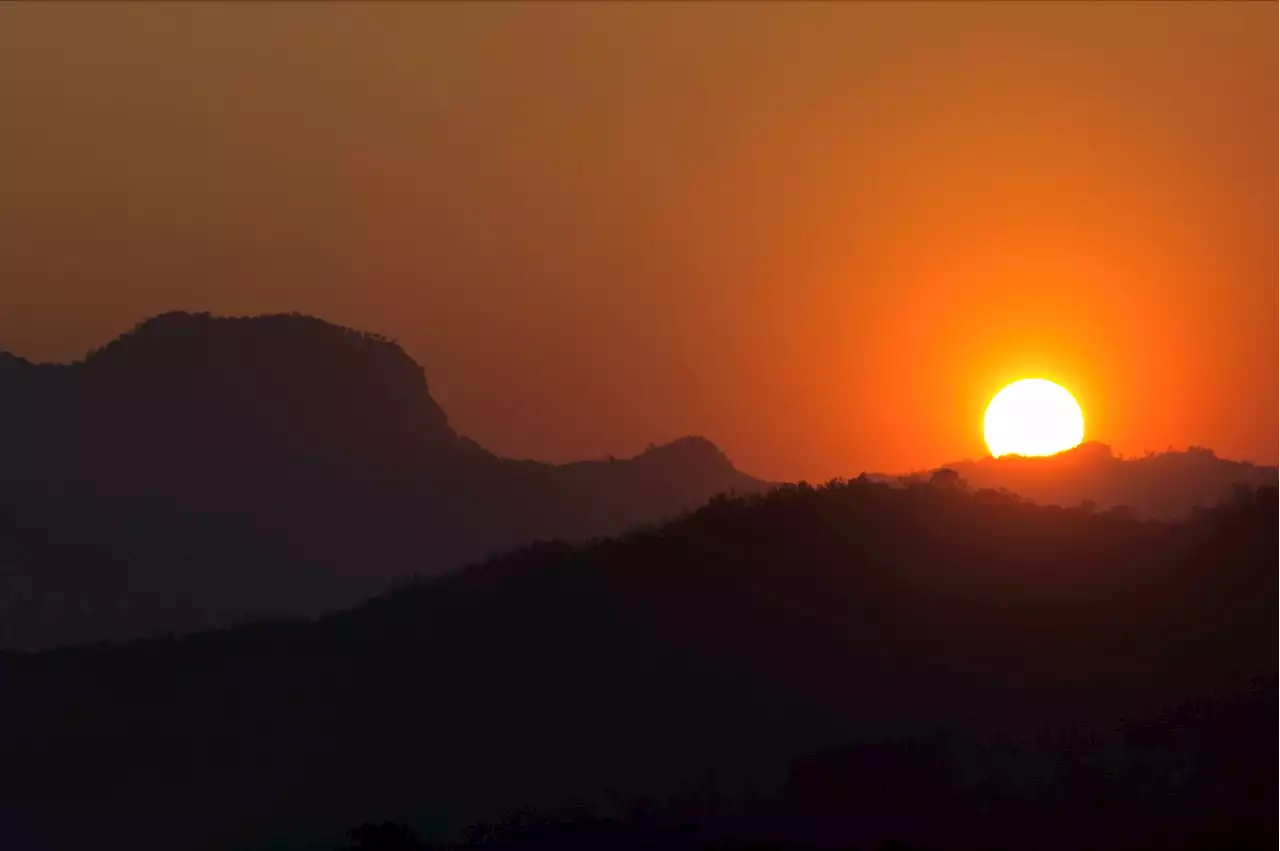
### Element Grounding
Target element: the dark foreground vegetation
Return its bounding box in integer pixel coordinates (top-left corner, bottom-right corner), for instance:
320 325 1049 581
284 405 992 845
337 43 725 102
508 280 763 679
1 477 1274 851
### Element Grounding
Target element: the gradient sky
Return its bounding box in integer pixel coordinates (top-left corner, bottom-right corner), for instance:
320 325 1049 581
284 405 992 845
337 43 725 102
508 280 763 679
1 2 1275 482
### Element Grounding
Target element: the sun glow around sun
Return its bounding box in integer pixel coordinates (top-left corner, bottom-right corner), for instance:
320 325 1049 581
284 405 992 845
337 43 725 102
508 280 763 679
983 379 1085 458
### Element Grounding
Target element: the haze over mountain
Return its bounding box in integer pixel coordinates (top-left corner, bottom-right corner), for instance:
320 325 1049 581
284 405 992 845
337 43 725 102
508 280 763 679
0 311 764 649
883 441 1278 520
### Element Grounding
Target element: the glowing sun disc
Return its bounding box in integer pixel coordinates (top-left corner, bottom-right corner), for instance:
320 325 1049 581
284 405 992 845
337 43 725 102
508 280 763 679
984 379 1084 458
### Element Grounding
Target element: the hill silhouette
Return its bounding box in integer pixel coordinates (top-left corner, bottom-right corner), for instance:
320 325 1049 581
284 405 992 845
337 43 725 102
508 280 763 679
936 442 1278 519
0 478 1272 851
0 312 765 649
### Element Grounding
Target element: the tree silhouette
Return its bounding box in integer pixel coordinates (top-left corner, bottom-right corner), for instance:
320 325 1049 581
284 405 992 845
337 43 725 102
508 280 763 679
927 467 964 489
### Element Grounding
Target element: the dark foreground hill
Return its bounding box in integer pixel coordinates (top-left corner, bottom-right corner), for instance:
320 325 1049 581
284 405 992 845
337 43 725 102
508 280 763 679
0 478 1273 851
929 441 1276 519
0 312 764 649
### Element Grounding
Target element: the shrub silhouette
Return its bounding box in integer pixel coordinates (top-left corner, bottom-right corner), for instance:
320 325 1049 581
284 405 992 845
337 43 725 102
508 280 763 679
344 822 424 850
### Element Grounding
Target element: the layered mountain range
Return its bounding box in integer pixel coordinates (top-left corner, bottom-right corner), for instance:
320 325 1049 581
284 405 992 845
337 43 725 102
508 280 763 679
2 312 1272 651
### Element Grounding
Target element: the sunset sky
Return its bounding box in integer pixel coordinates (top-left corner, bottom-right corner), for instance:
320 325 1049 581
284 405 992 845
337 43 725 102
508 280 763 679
1 1 1274 482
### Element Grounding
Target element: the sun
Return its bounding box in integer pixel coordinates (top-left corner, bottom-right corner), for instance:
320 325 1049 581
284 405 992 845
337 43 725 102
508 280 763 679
983 378 1085 458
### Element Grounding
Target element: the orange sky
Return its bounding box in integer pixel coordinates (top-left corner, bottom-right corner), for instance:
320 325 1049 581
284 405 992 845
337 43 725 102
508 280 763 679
1 2 1275 482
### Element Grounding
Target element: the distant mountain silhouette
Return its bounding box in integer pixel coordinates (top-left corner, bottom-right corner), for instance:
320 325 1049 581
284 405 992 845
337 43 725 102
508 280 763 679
873 441 1276 520
0 479 1272 851
0 312 765 649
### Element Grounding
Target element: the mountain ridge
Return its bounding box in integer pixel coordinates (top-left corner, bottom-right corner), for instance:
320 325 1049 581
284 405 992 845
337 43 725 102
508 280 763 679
0 311 766 650
872 440 1277 520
